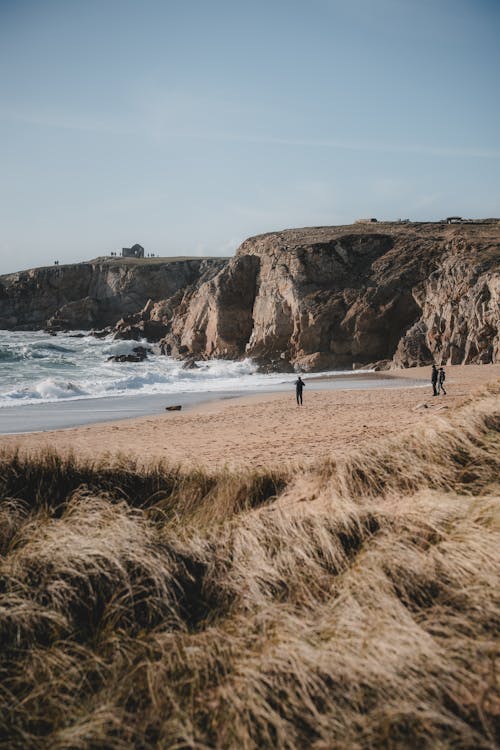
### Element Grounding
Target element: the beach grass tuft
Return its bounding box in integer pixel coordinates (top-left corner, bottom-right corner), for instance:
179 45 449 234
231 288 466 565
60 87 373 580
0 385 499 748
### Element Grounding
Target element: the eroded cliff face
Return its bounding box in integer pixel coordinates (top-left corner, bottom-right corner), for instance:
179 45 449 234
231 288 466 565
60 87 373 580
237 230 418 370
163 255 261 358
1 223 499 369
393 238 500 366
0 257 226 331
161 222 499 369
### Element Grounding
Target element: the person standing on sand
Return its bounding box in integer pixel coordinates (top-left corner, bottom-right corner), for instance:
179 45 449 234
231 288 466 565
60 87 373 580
295 376 305 406
431 364 439 396
438 367 447 395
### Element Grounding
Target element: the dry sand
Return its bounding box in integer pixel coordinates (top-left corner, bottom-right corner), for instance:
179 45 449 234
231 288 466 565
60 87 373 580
2 364 499 471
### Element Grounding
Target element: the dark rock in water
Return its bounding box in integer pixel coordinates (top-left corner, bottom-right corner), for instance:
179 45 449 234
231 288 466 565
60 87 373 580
107 346 152 363
113 324 141 341
91 327 113 338
165 404 182 411
108 354 142 362
254 357 294 374
69 333 85 338
159 339 172 356
182 355 199 369
132 346 152 357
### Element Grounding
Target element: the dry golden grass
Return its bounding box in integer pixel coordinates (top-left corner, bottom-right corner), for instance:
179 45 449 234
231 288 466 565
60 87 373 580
0 383 499 749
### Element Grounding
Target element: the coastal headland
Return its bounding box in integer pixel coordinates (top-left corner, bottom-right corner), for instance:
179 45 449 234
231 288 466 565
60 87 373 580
1 219 499 372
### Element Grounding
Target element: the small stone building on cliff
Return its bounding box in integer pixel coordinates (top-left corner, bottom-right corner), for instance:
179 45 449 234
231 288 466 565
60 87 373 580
122 244 145 258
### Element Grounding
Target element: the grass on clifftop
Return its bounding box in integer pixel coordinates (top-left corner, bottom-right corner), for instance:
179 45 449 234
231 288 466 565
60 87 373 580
0 383 499 749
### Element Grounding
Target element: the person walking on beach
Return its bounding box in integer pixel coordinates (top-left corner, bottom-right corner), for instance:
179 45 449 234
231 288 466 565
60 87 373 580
295 376 305 406
431 364 439 396
438 367 446 395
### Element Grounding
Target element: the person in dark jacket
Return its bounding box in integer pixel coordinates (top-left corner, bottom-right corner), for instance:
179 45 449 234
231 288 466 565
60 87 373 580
431 364 438 396
295 376 305 406
438 367 446 395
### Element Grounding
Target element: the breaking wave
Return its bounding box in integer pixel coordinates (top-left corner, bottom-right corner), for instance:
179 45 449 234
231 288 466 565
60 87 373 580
0 330 360 408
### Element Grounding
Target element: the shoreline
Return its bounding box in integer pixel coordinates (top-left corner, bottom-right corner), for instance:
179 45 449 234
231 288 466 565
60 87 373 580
1 364 498 471
0 370 420 435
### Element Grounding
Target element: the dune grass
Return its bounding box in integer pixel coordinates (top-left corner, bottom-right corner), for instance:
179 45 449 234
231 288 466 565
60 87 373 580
0 385 499 749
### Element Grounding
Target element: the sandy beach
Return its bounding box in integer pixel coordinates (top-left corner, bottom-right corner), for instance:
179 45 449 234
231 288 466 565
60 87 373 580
1 364 499 471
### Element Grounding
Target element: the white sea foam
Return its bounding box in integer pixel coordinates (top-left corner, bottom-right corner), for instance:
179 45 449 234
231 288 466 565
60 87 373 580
0 330 361 408
33 379 86 400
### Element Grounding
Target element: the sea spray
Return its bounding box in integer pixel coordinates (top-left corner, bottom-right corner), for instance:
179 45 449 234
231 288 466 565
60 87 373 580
0 330 362 408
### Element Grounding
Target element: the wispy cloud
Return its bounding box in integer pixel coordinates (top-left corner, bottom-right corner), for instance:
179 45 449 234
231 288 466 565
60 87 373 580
0 106 140 137
1 105 498 160
204 132 500 160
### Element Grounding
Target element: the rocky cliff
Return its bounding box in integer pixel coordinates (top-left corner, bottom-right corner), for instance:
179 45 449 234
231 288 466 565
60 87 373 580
158 221 500 369
0 257 226 331
393 236 500 366
1 222 499 369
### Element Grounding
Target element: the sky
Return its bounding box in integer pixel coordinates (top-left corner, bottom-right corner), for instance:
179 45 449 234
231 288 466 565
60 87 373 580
0 0 499 274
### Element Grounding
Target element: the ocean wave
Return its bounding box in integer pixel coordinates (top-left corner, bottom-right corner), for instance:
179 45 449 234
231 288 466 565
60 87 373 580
2 378 87 403
0 346 25 363
0 342 76 362
102 339 151 357
31 342 76 354
0 331 367 408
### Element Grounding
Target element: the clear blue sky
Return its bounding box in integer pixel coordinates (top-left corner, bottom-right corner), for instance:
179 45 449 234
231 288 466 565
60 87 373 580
1 0 499 273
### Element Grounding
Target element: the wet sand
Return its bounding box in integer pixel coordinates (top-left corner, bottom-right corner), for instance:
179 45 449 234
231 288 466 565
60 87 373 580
0 364 498 471
0 373 415 434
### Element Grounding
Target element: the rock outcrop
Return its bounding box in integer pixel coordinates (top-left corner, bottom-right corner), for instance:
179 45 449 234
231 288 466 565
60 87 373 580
393 241 500 366
0 257 226 331
107 346 152 363
158 221 500 369
1 222 499 369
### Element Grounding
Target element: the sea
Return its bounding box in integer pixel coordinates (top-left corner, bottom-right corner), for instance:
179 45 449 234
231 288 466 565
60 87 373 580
0 330 418 434
0 330 337 408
